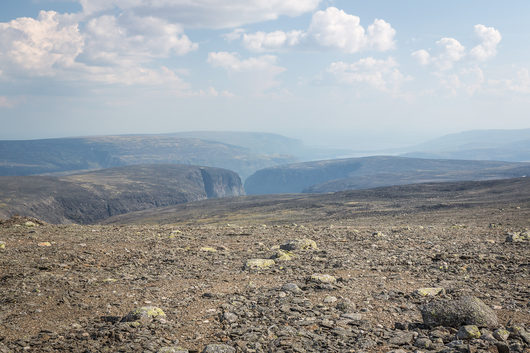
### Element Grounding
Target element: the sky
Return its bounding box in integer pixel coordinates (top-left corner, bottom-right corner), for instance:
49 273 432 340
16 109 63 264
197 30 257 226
0 0 529 148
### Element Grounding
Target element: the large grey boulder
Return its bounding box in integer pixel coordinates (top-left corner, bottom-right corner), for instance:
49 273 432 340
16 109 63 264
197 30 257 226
420 296 498 328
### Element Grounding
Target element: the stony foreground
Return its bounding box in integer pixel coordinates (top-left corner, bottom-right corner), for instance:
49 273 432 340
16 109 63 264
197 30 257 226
0 214 528 352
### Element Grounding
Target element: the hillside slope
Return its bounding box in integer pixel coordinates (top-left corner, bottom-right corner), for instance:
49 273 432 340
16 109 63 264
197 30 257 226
244 156 530 194
0 164 243 224
103 177 530 225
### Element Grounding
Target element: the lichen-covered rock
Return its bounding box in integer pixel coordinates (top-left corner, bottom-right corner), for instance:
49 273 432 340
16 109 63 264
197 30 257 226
506 231 529 242
310 274 337 284
25 221 36 227
38 242 51 247
457 325 481 339
280 238 317 251
493 328 510 341
244 259 275 270
415 287 445 296
420 296 498 328
281 282 302 293
202 344 236 353
271 249 295 261
122 306 166 322
0 241 5 250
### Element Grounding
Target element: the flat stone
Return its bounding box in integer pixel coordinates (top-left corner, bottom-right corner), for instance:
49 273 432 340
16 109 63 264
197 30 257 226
456 325 481 340
281 283 302 293
158 347 189 353
222 312 237 323
202 344 236 353
389 331 415 345
310 274 337 284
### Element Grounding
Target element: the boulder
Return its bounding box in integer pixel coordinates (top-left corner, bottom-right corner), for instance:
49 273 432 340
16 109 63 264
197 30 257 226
420 296 498 328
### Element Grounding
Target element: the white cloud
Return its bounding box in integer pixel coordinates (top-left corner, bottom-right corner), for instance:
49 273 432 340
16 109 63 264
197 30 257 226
411 49 431 66
327 57 408 93
234 7 396 53
81 13 197 66
207 51 286 94
78 0 322 28
0 10 197 90
0 11 83 77
470 24 502 61
242 30 305 52
412 24 501 70
309 7 395 53
434 37 466 70
366 19 396 51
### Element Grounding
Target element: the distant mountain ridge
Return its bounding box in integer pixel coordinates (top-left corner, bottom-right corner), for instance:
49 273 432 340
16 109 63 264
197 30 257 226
244 156 530 194
0 134 298 179
402 128 530 162
0 164 244 224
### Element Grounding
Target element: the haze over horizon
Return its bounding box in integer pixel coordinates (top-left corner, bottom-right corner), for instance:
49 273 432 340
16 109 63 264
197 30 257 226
1 1 530 149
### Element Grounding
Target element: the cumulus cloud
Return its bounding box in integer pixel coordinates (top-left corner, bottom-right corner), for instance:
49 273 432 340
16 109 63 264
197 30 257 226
327 57 408 93
411 24 503 96
78 0 322 28
412 24 501 69
470 24 502 61
207 51 286 94
234 7 395 53
0 10 198 90
0 11 83 77
309 7 395 53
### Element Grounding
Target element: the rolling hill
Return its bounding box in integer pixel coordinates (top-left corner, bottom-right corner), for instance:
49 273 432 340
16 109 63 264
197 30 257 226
0 164 243 224
244 156 530 194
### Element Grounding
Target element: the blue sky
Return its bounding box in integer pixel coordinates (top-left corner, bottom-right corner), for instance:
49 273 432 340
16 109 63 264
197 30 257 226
1 0 529 148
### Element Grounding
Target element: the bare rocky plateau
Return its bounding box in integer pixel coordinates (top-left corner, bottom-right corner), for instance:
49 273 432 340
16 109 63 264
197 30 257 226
0 178 529 353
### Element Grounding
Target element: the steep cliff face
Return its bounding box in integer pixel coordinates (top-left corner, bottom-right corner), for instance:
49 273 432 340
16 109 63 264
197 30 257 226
0 164 244 224
199 167 245 198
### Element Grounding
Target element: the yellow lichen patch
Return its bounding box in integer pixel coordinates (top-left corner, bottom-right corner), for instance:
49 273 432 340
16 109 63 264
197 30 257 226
200 247 217 253
272 249 295 261
123 306 166 322
415 287 445 296
0 241 5 249
38 242 52 247
245 259 275 270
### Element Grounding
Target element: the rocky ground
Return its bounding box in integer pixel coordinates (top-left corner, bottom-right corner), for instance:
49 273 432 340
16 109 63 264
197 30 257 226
0 204 529 352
